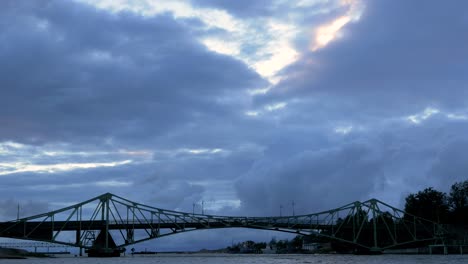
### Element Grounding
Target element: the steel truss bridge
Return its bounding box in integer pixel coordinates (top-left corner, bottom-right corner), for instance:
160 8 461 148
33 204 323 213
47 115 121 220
0 193 447 257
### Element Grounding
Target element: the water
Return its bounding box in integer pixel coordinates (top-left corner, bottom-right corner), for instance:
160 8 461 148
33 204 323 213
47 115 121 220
1 254 467 264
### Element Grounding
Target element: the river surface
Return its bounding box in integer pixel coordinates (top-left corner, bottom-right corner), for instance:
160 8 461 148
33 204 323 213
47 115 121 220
1 254 467 264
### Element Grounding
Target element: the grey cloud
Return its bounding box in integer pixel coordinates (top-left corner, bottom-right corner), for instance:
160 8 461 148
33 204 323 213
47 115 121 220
190 0 277 17
0 0 265 145
0 199 49 221
235 116 468 214
190 0 345 20
232 0 468 215
144 180 205 210
236 140 383 216
427 140 468 192
263 0 468 116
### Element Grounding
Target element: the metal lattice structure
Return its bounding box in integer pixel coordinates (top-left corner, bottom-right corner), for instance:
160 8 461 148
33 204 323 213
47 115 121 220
0 193 447 256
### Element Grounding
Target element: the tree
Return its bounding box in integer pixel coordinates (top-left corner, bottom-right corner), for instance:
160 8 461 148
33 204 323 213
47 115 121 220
404 187 449 223
253 242 266 253
268 237 277 250
275 240 288 253
448 180 468 225
291 235 303 251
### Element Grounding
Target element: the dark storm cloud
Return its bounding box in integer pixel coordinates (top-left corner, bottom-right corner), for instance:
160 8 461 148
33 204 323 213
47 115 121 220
0 163 136 205
427 140 468 191
236 140 384 216
129 146 265 211
263 0 468 116
0 143 262 214
0 0 265 145
236 116 468 214
0 0 269 224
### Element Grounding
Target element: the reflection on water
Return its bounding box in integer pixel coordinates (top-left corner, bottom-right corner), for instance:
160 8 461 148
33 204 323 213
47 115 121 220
1 254 467 264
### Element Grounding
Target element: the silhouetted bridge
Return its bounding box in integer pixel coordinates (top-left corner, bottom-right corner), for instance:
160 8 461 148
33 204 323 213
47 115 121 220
0 193 447 257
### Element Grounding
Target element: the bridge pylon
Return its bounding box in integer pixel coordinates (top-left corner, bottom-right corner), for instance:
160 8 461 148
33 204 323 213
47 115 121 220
84 193 125 257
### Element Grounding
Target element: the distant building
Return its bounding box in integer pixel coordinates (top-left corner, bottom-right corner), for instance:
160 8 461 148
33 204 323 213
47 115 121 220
302 242 321 251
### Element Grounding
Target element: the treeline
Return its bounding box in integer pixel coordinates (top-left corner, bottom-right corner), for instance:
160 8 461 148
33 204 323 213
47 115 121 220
226 237 305 254
404 180 467 224
227 181 467 254
267 237 304 254
226 240 266 253
315 180 467 252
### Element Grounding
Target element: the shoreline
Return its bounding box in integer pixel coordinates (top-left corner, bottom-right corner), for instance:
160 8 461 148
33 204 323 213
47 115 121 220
0 247 50 259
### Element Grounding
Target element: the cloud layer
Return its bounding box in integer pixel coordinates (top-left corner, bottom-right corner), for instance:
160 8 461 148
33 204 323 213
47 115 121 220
1 0 468 250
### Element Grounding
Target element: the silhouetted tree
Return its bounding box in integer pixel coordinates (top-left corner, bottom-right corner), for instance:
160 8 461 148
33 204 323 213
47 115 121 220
268 238 277 250
448 180 468 225
291 235 303 251
404 187 449 223
275 240 288 253
253 242 267 253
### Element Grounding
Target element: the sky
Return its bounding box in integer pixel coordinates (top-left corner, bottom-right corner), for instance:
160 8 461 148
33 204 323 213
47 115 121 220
1 0 468 251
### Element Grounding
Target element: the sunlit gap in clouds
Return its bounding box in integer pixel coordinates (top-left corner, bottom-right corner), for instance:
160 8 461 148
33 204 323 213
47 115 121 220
0 160 132 176
0 141 155 176
27 180 133 191
334 125 354 135
41 149 152 158
406 107 468 125
152 148 229 159
447 113 468 120
73 0 366 123
244 102 287 117
75 0 298 86
310 0 363 51
406 107 440 124
74 0 361 91
312 15 351 51
332 106 468 136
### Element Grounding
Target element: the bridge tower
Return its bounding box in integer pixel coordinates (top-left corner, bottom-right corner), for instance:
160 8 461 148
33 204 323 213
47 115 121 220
84 193 124 257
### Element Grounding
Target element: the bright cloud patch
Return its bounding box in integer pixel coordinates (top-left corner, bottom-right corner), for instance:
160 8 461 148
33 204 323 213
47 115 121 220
0 141 152 176
74 0 356 85
406 107 440 124
26 180 132 191
311 0 363 51
0 160 132 176
312 15 351 51
334 125 353 135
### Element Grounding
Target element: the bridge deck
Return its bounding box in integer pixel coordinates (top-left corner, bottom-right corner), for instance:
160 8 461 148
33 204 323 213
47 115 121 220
0 220 332 232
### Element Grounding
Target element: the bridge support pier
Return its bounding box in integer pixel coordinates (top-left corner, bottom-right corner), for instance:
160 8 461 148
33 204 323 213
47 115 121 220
86 247 123 257
369 247 383 255
85 229 124 257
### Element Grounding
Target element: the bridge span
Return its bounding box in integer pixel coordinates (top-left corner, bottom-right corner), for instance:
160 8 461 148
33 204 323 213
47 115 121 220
0 193 447 257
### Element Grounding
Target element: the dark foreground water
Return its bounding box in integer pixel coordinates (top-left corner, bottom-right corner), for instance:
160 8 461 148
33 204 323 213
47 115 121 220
1 254 468 264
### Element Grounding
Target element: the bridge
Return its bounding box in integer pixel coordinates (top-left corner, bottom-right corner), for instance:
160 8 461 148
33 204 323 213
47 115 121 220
0 193 447 257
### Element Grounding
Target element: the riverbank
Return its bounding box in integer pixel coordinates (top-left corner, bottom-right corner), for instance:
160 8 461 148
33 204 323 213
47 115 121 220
0 248 50 259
